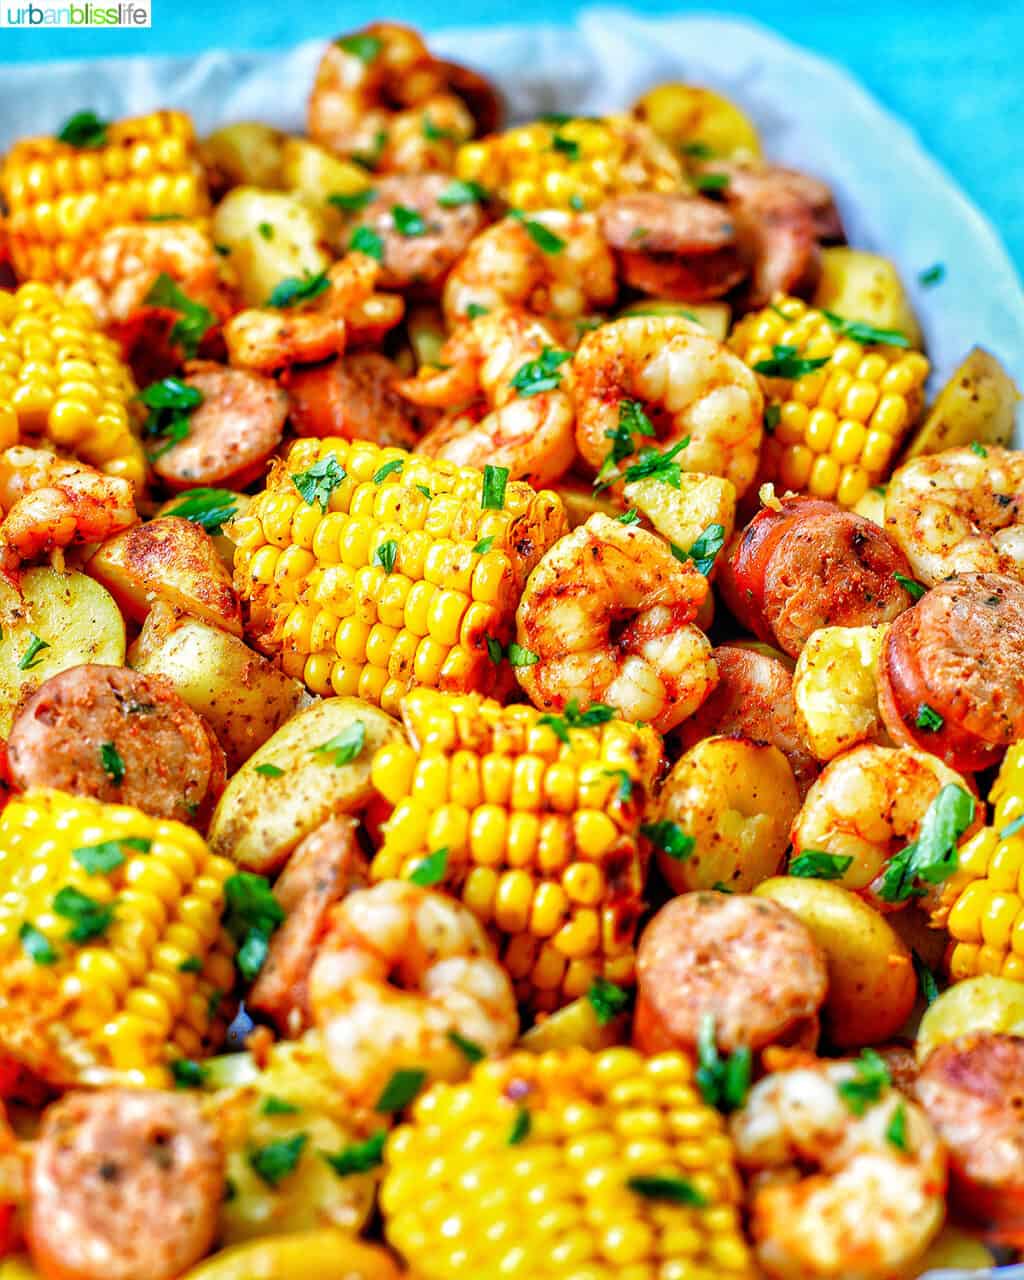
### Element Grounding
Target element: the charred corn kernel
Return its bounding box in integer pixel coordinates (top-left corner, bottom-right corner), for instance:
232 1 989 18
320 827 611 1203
0 282 145 485
730 295 929 505
232 439 568 711
0 789 233 1087
370 690 661 1010
3 110 209 283
455 114 683 212
381 1048 752 1279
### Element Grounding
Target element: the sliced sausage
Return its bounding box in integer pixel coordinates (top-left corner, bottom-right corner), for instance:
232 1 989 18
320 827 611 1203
248 816 369 1036
879 572 1024 773
598 193 737 254
634 892 828 1055
675 644 818 796
28 1089 223 1280
285 351 422 449
152 361 287 492
7 665 226 826
916 1033 1024 1234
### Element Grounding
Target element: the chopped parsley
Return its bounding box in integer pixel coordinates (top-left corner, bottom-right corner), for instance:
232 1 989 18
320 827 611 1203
764 403 781 433
465 302 489 319
171 1058 207 1088
56 109 109 148
912 950 940 1006
313 720 366 766
139 376 203 458
507 642 539 668
878 783 975 903
969 440 988 458
679 523 726 576
261 1095 300 1116
19 922 57 965
569 193 586 212
98 741 125 786
509 346 572 397
421 113 456 142
373 540 398 574
893 572 927 601
18 633 50 671
822 310 910 348
837 1049 890 1115
415 485 432 499
179 955 203 973
551 134 580 160
485 636 504 665
886 1101 909 1151
617 508 641 525
693 172 729 192
392 204 426 237
509 208 564 254
447 1029 485 1062
438 179 488 207
268 271 330 309
508 1107 531 1145
249 1133 308 1186
257 222 274 241
372 458 404 483
681 141 714 158
223 872 285 982
627 1175 707 1207
292 454 346 511
350 226 385 261
53 886 115 942
538 698 615 743
328 188 375 212
915 704 944 732
166 488 239 535
322 1129 387 1176
640 820 694 862
615 438 689 490
752 345 831 380
788 850 853 880
73 837 150 874
253 762 285 778
472 536 494 555
695 1013 751 1112
918 263 945 287
481 464 509 510
596 398 656 486
603 768 633 802
143 274 215 358
409 847 449 887
375 1068 427 1112
336 32 382 61
587 976 630 1025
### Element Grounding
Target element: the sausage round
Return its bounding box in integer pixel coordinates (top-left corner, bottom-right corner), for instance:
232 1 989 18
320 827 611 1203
152 361 287 492
879 572 1024 773
634 891 828 1055
7 664 226 826
598 193 737 255
28 1089 223 1280
916 1033 1024 1233
285 352 421 449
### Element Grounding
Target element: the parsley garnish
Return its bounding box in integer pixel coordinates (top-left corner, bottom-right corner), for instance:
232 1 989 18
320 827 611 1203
969 440 988 458
253 762 285 778
695 1013 751 1112
640 820 694 862
19 922 56 965
764 403 781 433
375 1068 426 1112
509 209 564 254
596 398 656 486
916 703 944 732
421 113 456 142
261 1095 300 1115
680 523 725 576
57 109 109 148
472 536 494 555
508 1107 531 1145
313 720 366 766
143 274 215 358
822 311 910 349
171 1058 207 1088
392 204 426 237
292 454 346 511
893 572 926 601
919 263 945 287
551 134 580 160
73 837 149 874
139 376 202 457
508 642 539 668
179 955 203 973
257 222 274 241
837 1049 890 1115
373 458 404 483
447 1029 485 1062
409 847 449 887
587 976 630 1025
18 633 50 670
614 438 689 490
336 32 382 61
509 347 572 397
539 699 615 744
328 188 375 212
223 872 285 981
166 488 239 535
912 950 940 1005
617 508 641 525
373 540 398 574
481 464 509 510
681 141 714 158
485 636 504 665
322 1129 387 1175
752 345 831 379
789 850 853 880
886 1101 909 1151
878 783 975 903
97 741 125 786
627 1175 708 1207
53 886 115 942
465 302 489 319
249 1134 308 1186
604 768 633 802
693 172 729 192
438 179 488 207
569 194 586 212
350 226 384 261
268 271 330 308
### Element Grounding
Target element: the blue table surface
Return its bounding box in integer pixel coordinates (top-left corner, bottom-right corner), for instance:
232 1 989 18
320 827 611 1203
1 0 1022 275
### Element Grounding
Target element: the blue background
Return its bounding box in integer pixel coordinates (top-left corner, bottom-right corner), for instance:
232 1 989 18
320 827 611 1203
2 0 1022 272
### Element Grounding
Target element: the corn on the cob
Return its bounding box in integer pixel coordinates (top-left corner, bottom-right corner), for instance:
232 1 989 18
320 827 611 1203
3 109 210 283
230 439 568 712
0 282 146 487
0 788 235 1087
370 689 661 1009
456 114 684 213
381 1046 753 1279
729 295 930 508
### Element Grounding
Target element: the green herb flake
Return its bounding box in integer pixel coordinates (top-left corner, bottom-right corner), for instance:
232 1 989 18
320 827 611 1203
1000 814 1024 840
409 847 449 888
508 1107 531 1145
485 635 504 665
640 820 694 862
18 633 50 671
587 976 630 1025
258 222 274 241
253 763 285 778
373 540 398 574
179 955 203 974
837 1048 891 1116
313 720 367 767
919 263 945 287
421 113 456 142
56 109 109 148
886 1101 909 1151
465 302 489 319
249 1133 308 1187
969 440 988 458
509 208 565 254
143 274 216 359
752 344 831 380
268 271 330 309
693 172 729 192
392 204 426 237
551 134 580 160
373 458 404 483
321 1129 387 1176
328 188 376 212
53 886 115 943
878 783 975 903
912 950 940 1006
292 454 346 512
509 346 572 397
472 536 494 555
617 438 690 490
508 642 539 668
447 1029 485 1063
438 179 488 207
138 374 203 457
19 922 56 965
915 703 944 732
261 1095 300 1116
223 872 285 981
627 1174 708 1207
569 193 586 212
166 488 239 535
595 398 656 486
680 523 726 576
681 141 714 159
764 403 781 434
481 464 509 510
789 850 854 880
171 1058 207 1089
695 1013 751 1113
617 508 641 525
98 741 125 786
336 32 382 61
73 837 149 875
539 699 616 744
350 225 385 261
822 310 910 349
894 572 927 601
375 1067 427 1112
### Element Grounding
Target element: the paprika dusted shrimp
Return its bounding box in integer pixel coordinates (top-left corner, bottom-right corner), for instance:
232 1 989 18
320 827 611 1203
731 1060 946 1280
0 446 137 574
398 306 576 486
308 880 518 1108
223 252 403 373
443 212 617 333
514 512 717 733
885 445 1024 586
790 742 976 902
573 314 764 497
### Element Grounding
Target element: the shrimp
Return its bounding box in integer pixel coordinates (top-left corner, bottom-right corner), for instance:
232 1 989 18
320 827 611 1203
398 307 576 486
443 212 617 333
790 742 976 902
885 445 1024 586
382 94 475 174
573 314 764 497
223 252 403 373
308 880 518 1109
730 1059 946 1280
514 512 717 733
0 446 138 575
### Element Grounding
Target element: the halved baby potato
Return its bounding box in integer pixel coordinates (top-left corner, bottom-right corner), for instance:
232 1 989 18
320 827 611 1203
901 346 1019 460
632 83 761 161
618 298 731 341
201 122 287 192
212 187 330 307
915 975 1024 1064
813 247 922 350
624 471 736 566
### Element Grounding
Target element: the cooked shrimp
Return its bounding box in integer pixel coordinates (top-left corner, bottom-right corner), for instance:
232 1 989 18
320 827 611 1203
308 880 518 1108
790 742 976 901
443 212 617 333
885 445 1024 586
573 314 764 497
339 174 486 292
514 512 716 733
382 94 475 174
730 1059 946 1280
223 252 403 373
399 306 575 486
0 446 137 575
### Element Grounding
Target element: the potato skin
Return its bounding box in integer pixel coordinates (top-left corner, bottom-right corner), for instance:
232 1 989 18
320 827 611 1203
916 975 1024 1065
754 875 917 1048
813 247 922 349
179 1232 401 1280
212 187 329 307
209 697 404 873
901 346 1019 461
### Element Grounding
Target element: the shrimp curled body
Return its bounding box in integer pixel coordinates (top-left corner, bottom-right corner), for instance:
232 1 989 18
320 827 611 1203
515 512 717 733
309 880 518 1108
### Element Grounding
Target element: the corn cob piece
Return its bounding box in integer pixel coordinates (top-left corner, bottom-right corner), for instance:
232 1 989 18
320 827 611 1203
381 1046 753 1279
729 294 930 507
3 109 210 283
370 689 661 1010
0 282 146 487
456 114 683 212
0 788 235 1087
230 439 568 712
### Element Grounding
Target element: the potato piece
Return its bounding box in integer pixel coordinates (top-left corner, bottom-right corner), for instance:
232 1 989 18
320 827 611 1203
852 483 886 526
520 996 626 1054
554 478 623 530
209 697 404 873
755 876 917 1048
813 247 922 350
657 736 798 894
128 607 303 771
86 516 242 636
180 1232 401 1280
0 1260 38 1280
212 187 329 307
201 123 286 193
618 298 731 341
901 346 1020 460
897 1224 993 1277
633 83 760 161
624 471 735 564
279 138 371 219
0 567 125 737
916 976 1024 1065
792 624 887 762
155 491 251 574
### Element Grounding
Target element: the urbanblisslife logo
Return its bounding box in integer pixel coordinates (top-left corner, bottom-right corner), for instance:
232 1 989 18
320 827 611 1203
0 0 150 23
